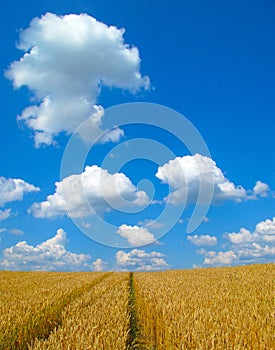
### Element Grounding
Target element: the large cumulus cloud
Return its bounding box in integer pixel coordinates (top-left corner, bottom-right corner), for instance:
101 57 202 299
6 13 149 147
30 165 149 218
156 154 270 205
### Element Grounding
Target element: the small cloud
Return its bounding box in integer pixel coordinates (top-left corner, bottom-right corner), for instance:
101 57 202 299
117 224 157 246
187 234 217 246
92 258 108 272
0 176 39 207
115 249 169 271
9 228 24 235
192 264 202 269
150 199 163 205
98 126 125 144
253 181 270 198
0 209 12 221
227 228 253 244
0 228 24 235
198 249 237 266
137 219 164 229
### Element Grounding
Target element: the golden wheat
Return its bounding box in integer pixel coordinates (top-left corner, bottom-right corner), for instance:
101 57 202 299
0 271 108 349
30 272 130 350
134 264 275 349
1 264 274 350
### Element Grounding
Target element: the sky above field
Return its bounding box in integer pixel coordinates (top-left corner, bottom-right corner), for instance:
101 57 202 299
0 0 275 271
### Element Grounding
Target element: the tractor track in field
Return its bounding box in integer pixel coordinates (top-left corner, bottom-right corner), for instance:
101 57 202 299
2 272 113 350
127 272 146 350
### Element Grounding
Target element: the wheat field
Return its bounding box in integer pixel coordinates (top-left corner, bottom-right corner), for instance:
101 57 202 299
134 264 275 349
0 263 274 349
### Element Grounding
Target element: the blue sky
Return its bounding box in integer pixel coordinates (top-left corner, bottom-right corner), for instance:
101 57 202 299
0 0 275 271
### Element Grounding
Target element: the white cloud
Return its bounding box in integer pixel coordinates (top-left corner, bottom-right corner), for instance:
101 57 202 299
0 228 24 235
0 176 39 207
0 228 92 271
82 222 91 229
137 219 165 229
98 126 125 144
253 181 270 197
255 217 275 237
200 244 275 266
30 165 149 218
198 249 237 266
117 224 156 246
5 13 149 147
92 258 108 272
187 234 217 246
0 209 11 221
198 217 275 266
227 228 254 244
9 228 24 235
227 217 275 245
115 249 169 271
237 243 275 259
156 154 269 205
